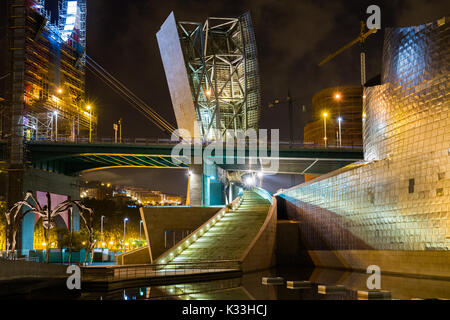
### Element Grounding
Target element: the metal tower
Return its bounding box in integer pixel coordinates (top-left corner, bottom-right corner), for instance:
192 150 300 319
157 12 261 141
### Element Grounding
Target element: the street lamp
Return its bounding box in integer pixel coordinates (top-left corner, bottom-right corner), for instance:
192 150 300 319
322 112 328 148
123 218 128 249
245 176 255 186
118 118 122 143
53 110 58 142
337 117 343 147
86 105 92 142
101 215 105 248
334 92 342 147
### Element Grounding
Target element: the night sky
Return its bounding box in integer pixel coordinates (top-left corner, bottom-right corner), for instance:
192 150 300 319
77 0 448 194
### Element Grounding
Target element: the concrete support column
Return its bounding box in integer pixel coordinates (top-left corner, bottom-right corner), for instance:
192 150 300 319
188 164 203 206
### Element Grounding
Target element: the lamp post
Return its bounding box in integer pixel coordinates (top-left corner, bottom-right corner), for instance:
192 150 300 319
337 117 343 147
324 114 327 147
139 220 143 240
53 110 58 141
334 92 342 147
123 218 128 251
118 118 122 143
101 215 105 249
86 105 92 142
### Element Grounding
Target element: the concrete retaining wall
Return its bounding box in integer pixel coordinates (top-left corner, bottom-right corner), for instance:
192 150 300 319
140 206 219 262
240 197 277 272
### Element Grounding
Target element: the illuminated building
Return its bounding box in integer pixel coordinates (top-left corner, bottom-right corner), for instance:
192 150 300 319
279 17 449 277
80 181 113 200
1 0 96 166
304 85 363 147
157 12 260 141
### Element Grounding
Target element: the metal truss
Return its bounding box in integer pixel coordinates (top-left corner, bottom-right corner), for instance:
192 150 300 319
177 12 260 140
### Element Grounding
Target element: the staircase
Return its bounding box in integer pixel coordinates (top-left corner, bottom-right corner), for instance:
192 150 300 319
154 190 272 265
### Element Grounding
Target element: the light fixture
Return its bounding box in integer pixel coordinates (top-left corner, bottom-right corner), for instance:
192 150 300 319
338 117 343 122
257 171 263 178
245 176 255 186
323 112 328 118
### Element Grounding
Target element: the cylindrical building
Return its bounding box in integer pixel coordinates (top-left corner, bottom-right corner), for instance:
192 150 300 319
304 85 363 147
363 16 449 161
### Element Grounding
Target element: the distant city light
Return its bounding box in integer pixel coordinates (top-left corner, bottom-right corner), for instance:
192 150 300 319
334 93 342 100
205 89 212 97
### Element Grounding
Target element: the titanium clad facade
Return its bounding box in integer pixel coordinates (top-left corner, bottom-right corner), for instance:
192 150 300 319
157 12 198 139
157 12 261 141
280 17 450 255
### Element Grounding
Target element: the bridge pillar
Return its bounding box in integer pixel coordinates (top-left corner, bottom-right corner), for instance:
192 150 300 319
188 164 203 206
188 162 225 206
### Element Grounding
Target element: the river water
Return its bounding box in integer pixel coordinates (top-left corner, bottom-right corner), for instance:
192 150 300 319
5 266 448 300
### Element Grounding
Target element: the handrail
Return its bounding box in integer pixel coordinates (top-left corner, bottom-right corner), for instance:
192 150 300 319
252 187 273 204
23 138 363 150
81 260 242 282
153 195 243 265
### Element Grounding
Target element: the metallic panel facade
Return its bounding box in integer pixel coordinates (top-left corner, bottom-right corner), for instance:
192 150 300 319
280 17 450 252
157 12 198 138
157 12 261 141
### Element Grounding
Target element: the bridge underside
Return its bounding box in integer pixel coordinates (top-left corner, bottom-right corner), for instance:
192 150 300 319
32 154 189 175
25 142 363 176
217 158 360 175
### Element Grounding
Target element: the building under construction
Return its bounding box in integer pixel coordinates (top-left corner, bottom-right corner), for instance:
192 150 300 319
304 85 363 147
157 12 260 141
1 0 96 166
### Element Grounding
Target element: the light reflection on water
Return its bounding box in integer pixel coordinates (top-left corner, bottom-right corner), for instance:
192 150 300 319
81 267 450 301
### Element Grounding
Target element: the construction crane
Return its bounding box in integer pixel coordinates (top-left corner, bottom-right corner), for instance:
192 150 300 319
318 21 377 86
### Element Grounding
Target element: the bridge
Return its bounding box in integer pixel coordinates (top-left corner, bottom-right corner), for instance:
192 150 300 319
20 140 362 176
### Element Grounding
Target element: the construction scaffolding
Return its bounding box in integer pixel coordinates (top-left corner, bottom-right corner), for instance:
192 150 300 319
157 12 261 141
4 0 95 165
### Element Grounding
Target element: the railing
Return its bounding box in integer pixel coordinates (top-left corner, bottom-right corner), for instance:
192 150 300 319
154 196 243 265
252 187 273 204
26 137 363 150
82 260 241 283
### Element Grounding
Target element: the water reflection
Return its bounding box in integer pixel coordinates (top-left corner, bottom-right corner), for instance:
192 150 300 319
82 267 450 300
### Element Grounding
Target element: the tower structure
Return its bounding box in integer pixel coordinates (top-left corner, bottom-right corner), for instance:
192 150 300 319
157 12 261 141
2 0 95 170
